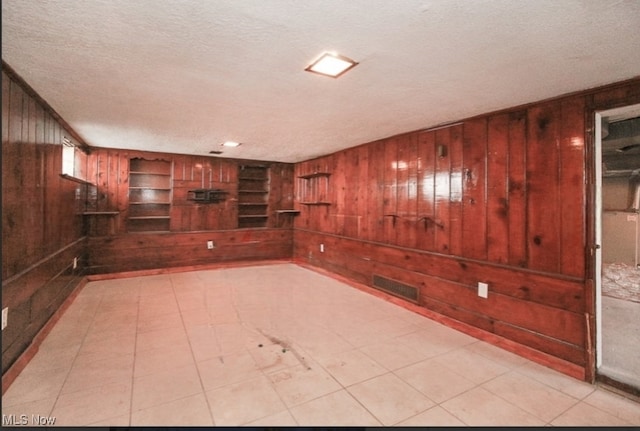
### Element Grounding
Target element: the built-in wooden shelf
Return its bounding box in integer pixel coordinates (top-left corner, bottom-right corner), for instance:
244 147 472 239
82 211 120 216
128 158 172 232
298 172 331 179
128 216 171 220
298 171 331 206
238 165 270 228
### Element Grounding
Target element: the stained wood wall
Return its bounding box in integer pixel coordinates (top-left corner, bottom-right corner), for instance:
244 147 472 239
1 69 87 374
83 148 295 273
294 78 640 374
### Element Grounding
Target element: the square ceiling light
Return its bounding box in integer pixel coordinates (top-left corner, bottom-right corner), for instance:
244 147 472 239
305 51 358 78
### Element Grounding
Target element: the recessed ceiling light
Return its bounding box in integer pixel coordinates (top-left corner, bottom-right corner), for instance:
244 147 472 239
221 141 241 147
305 51 358 78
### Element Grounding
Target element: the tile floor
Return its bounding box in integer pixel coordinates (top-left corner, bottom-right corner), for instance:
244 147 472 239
2 263 640 426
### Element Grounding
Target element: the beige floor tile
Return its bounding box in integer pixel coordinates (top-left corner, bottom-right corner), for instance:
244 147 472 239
482 370 580 422
441 386 545 426
134 344 195 378
394 357 476 403
61 353 134 394
180 307 215 327
2 366 68 407
0 397 57 421
245 409 298 426
550 401 632 426
21 343 81 374
137 311 183 333
397 327 473 358
463 340 532 369
75 332 136 365
197 350 262 391
396 405 467 426
315 348 387 387
516 361 596 400
88 414 131 426
206 375 286 425
132 363 203 411
186 324 225 362
289 389 382 426
582 388 640 424
433 346 510 384
359 338 426 371
131 393 213 426
135 326 190 353
347 372 435 425
51 381 131 426
248 342 305 373
267 363 342 408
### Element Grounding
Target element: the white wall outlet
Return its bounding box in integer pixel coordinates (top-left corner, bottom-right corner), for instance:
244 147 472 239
320 243 325 253
73 257 78 269
2 307 8 331
207 240 215 249
478 282 489 299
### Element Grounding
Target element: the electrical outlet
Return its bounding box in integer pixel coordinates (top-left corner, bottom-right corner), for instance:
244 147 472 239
478 282 489 299
320 244 325 253
73 257 78 270
207 240 215 250
1 308 7 331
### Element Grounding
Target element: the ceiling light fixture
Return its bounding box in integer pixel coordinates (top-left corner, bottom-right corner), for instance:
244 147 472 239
221 141 241 148
305 51 358 78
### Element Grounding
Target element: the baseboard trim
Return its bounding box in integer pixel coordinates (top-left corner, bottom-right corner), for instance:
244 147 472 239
295 259 587 382
1 277 88 395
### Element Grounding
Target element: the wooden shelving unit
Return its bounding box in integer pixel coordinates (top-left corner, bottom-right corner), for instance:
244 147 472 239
238 165 269 228
128 158 172 232
298 171 331 205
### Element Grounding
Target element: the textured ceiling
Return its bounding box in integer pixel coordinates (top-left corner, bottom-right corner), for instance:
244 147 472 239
2 0 640 163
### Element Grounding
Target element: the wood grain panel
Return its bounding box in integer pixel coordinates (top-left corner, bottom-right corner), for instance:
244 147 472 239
462 118 488 260
559 97 587 278
368 140 386 243
527 103 561 272
486 114 510 263
508 111 528 267
448 124 464 256
434 128 451 253
417 131 436 251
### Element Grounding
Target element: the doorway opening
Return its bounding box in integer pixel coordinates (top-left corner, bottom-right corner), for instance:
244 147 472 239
595 103 640 396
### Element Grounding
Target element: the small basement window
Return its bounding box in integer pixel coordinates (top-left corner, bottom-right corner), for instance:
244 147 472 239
62 137 76 176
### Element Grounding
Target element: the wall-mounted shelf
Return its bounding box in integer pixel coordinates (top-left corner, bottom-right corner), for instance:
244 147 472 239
275 209 301 224
298 172 331 205
298 172 331 179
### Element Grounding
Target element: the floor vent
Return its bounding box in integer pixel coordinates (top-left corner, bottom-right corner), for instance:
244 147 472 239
372 275 418 302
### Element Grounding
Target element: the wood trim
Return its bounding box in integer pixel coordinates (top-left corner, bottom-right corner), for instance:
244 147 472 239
294 227 584 283
295 259 586 381
85 258 293 281
1 277 88 395
1 237 87 287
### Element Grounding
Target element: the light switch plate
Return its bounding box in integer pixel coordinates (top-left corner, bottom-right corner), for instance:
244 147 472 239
478 282 489 299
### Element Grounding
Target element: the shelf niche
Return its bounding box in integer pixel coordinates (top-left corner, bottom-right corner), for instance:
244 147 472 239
298 171 331 205
238 164 270 228
128 158 172 232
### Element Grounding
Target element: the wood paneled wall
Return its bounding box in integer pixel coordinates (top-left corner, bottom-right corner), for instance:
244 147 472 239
83 148 295 273
294 78 640 375
1 69 87 373
84 148 294 234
